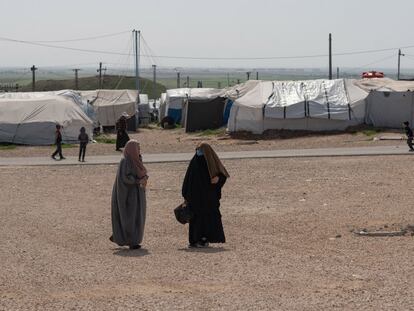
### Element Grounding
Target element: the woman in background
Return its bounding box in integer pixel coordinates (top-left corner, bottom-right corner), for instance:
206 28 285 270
110 140 148 249
182 143 229 248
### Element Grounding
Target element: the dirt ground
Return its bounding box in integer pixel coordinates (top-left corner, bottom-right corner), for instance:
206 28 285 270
1 156 414 310
0 127 407 158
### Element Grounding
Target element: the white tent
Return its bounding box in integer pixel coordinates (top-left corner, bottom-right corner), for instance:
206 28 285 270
165 88 223 124
366 91 414 128
227 79 368 134
355 78 414 92
158 92 167 122
0 90 96 122
82 89 138 127
0 94 93 145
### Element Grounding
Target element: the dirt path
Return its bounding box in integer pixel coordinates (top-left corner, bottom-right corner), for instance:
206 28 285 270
1 156 414 310
0 127 407 158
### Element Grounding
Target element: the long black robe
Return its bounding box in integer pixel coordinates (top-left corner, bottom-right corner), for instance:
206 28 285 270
182 154 226 244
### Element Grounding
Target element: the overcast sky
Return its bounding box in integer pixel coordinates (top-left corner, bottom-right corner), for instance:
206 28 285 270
2 0 414 71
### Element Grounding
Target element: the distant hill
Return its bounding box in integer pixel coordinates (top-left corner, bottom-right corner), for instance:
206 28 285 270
19 75 166 98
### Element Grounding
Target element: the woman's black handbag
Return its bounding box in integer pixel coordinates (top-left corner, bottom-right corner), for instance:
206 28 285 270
174 203 193 224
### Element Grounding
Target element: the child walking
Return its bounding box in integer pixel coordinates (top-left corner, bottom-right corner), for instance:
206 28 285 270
78 127 89 162
51 124 65 160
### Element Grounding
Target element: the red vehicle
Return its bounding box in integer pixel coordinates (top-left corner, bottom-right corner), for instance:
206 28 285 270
362 71 384 78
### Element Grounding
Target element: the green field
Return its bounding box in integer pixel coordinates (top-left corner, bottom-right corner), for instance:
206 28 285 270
16 75 166 98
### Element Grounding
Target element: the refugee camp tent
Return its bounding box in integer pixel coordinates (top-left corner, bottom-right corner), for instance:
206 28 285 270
355 77 414 92
82 89 138 127
353 78 414 128
0 90 96 123
137 94 151 126
366 91 414 128
0 94 93 145
182 88 225 132
158 93 167 122
165 88 189 124
227 79 368 134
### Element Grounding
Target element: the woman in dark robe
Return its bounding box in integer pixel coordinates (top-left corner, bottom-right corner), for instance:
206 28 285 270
182 143 230 248
110 140 148 249
115 114 130 151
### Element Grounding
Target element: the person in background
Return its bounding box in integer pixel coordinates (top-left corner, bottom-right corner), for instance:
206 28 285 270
78 127 89 162
182 143 229 248
403 121 414 152
110 140 149 250
51 124 65 160
115 113 130 151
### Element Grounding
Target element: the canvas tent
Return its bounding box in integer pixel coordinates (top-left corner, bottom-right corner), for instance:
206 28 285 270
182 88 225 132
366 91 414 128
82 89 138 127
0 94 93 145
352 78 414 128
227 79 368 134
355 77 414 92
0 90 96 122
165 88 189 124
158 93 167 122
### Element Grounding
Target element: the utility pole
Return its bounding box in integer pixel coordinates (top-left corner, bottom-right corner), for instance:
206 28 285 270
152 64 157 99
72 68 81 90
133 29 141 92
30 65 37 92
177 71 180 88
329 33 332 80
186 76 190 88
398 49 405 80
336 67 339 79
246 71 251 80
256 71 259 80
97 62 107 89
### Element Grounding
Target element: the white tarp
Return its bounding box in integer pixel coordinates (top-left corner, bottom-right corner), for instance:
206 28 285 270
227 79 368 134
0 90 96 122
264 79 350 120
0 95 93 145
83 89 138 127
366 91 414 128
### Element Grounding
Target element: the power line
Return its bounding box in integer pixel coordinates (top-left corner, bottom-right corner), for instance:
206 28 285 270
30 30 130 43
3 34 414 60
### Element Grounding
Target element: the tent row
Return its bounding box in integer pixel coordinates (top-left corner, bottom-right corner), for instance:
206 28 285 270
0 89 151 145
159 78 414 134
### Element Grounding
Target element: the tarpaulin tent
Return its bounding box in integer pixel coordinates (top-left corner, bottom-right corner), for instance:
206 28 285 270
181 88 225 132
0 90 96 123
158 93 167 123
0 94 93 145
227 79 368 134
165 88 189 124
366 91 414 128
82 89 138 127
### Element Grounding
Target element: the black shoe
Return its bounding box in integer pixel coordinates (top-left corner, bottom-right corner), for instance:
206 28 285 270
78 159 81 162
51 155 56 160
60 157 66 160
129 245 141 250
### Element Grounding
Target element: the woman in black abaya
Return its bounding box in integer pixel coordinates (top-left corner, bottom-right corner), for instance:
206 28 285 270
182 143 229 248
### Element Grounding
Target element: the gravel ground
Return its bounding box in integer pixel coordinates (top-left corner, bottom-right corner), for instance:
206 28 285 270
0 127 407 158
1 156 414 310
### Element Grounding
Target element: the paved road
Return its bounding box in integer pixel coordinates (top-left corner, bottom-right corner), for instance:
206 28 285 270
0 145 412 167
